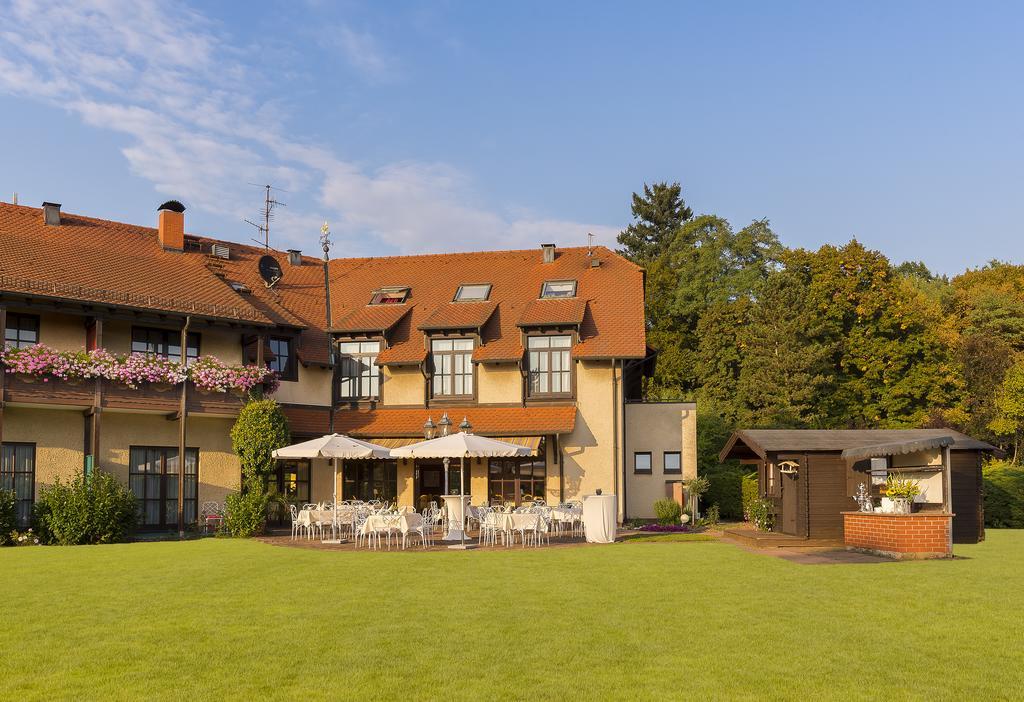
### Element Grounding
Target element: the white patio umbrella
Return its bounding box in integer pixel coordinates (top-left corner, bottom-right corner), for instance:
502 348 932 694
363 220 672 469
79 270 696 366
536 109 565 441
391 431 531 548
272 434 392 540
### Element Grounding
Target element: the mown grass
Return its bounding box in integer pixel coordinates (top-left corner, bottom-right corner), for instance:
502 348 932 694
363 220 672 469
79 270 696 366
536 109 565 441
2 532 1022 701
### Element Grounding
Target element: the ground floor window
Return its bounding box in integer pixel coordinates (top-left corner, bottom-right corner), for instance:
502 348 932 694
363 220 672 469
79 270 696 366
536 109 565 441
488 446 547 505
342 460 397 502
1 442 35 527
266 459 312 524
129 446 198 529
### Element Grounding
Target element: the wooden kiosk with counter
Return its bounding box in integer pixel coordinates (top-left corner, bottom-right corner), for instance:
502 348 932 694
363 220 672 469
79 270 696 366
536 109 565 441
719 429 997 555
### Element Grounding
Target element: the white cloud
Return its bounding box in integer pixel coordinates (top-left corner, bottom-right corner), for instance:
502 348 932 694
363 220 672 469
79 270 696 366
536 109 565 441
331 25 398 82
0 0 618 254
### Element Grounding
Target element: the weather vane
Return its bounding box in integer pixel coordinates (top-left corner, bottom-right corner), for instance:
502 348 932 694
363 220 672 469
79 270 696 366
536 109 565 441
320 220 331 260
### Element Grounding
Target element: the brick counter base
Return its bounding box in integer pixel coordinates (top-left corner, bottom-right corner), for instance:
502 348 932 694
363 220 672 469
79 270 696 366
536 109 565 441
842 512 953 560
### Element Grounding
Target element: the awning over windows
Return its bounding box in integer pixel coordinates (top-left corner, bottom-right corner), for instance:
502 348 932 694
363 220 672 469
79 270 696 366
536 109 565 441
335 405 576 438
370 435 544 456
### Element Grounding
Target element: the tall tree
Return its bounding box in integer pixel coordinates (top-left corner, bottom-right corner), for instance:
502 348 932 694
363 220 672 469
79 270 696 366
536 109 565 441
616 182 692 263
990 361 1024 463
736 271 833 427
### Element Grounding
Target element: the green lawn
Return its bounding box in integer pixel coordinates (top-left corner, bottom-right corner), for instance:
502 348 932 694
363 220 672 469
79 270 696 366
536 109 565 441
2 533 1023 701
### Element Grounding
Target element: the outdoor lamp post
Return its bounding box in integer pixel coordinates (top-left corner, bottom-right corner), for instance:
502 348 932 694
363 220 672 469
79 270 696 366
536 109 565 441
423 416 436 440
439 412 452 437
459 416 472 434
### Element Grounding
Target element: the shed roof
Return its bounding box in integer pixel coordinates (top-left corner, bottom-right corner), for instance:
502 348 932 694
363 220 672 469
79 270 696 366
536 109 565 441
840 436 956 463
719 429 997 462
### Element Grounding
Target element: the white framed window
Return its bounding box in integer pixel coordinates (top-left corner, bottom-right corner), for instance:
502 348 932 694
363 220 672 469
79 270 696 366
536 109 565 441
527 335 572 396
431 338 474 397
454 284 492 302
338 341 381 399
540 280 577 299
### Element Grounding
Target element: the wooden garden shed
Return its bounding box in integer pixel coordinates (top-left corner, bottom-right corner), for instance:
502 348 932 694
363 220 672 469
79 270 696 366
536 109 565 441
719 429 996 544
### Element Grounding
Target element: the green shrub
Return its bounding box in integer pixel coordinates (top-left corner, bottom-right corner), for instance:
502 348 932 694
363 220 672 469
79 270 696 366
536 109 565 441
653 499 682 525
741 472 759 521
701 467 752 520
697 504 720 528
0 489 16 545
748 498 775 532
230 399 290 481
222 489 270 537
34 472 137 545
983 461 1024 528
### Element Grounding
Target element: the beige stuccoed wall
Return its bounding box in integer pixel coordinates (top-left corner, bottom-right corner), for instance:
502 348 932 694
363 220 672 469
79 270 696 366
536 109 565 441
397 459 415 506
892 449 942 468
382 365 424 405
623 402 697 519
273 364 332 406
102 320 242 362
2 407 84 491
36 311 86 351
560 360 618 511
477 363 522 404
99 412 241 504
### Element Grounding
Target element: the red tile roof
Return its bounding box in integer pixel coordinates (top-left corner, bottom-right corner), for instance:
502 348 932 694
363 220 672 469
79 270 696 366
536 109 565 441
332 304 412 335
517 297 588 327
0 203 647 365
0 204 273 325
333 405 577 437
418 301 497 331
281 405 331 436
329 247 646 363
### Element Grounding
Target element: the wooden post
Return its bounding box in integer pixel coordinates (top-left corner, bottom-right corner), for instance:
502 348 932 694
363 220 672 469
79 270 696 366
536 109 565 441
177 316 191 537
87 318 103 472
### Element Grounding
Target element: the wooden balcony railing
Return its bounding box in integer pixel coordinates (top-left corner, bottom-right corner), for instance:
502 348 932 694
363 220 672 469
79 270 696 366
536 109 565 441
3 374 246 415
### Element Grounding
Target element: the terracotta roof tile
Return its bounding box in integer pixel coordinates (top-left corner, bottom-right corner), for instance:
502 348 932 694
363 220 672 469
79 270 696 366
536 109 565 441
333 405 577 437
517 297 588 327
418 301 497 331
0 203 646 366
281 405 331 436
333 304 412 334
0 204 273 325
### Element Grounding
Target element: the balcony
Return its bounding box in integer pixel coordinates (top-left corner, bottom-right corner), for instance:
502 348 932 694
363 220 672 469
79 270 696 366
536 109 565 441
3 375 245 416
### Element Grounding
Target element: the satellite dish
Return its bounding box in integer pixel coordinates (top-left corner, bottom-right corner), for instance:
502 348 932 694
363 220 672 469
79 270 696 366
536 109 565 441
258 255 283 287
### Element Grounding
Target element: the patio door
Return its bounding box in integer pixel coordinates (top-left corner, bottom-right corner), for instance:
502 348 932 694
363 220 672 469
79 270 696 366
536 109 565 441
129 446 198 530
414 462 465 511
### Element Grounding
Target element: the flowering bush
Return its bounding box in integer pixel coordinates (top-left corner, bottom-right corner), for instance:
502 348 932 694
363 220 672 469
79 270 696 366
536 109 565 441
190 355 279 394
8 528 41 546
638 523 692 533
1 344 276 395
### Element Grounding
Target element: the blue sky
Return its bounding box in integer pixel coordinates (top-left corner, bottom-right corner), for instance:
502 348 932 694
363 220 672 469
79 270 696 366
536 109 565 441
0 1 1021 273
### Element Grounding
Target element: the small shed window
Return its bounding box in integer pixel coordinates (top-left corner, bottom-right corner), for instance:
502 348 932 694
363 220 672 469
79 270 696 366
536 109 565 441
634 452 652 474
369 287 409 305
540 280 577 299
454 284 492 302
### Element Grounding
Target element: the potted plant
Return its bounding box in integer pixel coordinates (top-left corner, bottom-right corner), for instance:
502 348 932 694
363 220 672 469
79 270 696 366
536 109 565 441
884 473 921 514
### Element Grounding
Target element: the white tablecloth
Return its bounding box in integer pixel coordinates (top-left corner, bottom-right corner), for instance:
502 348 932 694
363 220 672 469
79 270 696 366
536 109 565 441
297 509 334 527
582 494 617 543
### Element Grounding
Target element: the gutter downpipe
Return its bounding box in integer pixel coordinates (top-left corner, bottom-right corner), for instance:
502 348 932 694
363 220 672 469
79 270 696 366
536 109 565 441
943 444 953 554
177 315 192 538
612 359 622 522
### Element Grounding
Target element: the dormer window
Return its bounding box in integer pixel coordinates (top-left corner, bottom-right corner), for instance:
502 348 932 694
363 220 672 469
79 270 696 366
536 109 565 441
369 287 409 305
454 284 492 302
540 280 576 299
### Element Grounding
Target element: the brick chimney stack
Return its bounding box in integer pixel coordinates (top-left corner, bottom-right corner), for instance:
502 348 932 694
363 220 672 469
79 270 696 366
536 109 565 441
157 200 186 251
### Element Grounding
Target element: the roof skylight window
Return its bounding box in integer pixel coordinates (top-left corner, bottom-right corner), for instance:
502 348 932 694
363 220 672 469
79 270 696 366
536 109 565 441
454 283 492 302
540 280 577 299
369 287 410 305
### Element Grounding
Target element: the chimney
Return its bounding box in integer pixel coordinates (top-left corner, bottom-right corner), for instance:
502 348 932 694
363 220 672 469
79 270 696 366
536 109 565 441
541 243 556 263
157 200 186 251
42 201 61 226
287 249 302 266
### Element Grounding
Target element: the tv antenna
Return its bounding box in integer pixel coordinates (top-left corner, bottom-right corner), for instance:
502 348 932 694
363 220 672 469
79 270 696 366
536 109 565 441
244 184 286 249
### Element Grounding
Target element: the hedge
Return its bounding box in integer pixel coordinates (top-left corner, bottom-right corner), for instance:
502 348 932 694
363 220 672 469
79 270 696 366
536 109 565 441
984 461 1024 528
700 466 755 521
